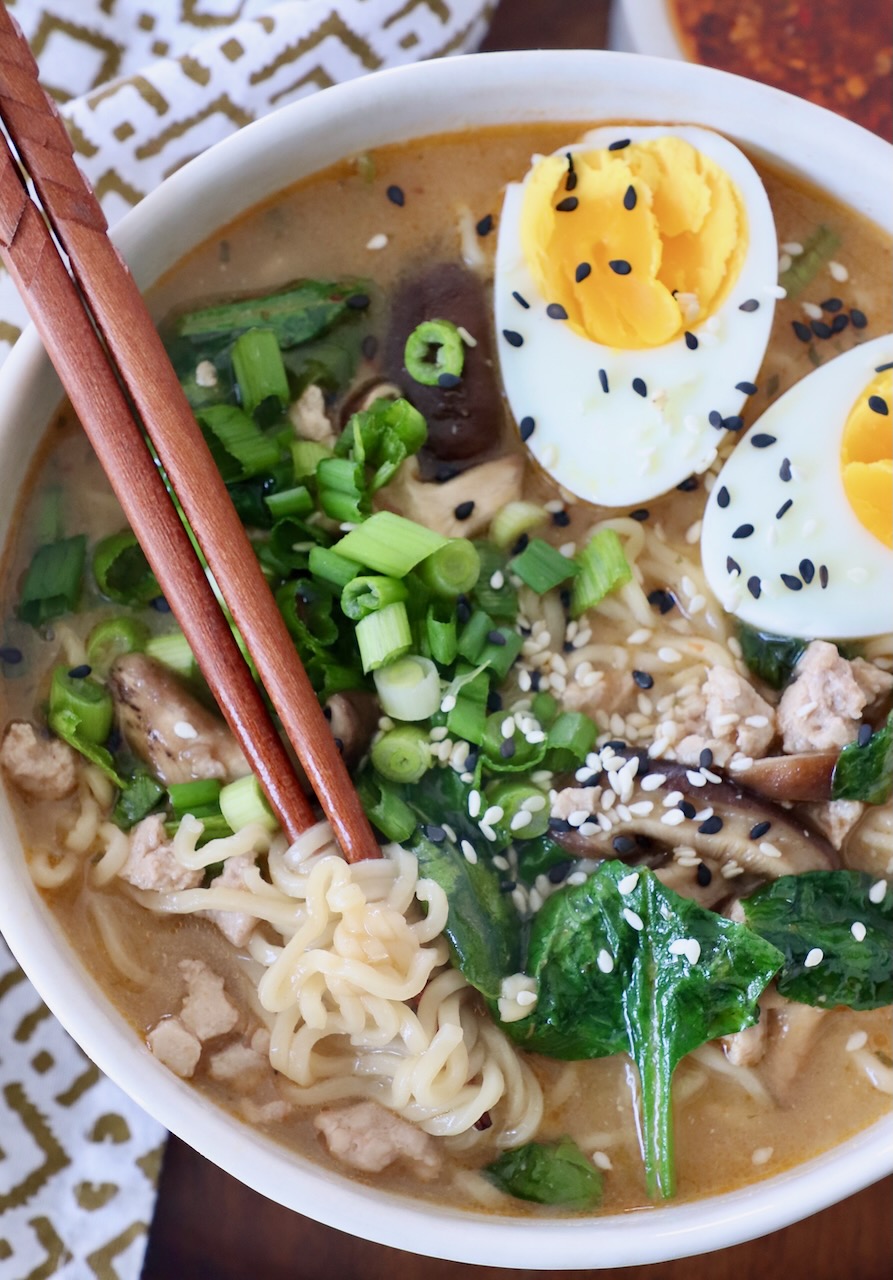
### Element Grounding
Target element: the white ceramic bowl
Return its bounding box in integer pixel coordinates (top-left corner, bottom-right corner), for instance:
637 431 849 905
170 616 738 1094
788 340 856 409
608 0 687 59
0 50 891 1270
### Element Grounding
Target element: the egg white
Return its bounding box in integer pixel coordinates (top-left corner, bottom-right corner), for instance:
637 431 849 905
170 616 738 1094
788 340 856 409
494 124 779 507
700 334 893 640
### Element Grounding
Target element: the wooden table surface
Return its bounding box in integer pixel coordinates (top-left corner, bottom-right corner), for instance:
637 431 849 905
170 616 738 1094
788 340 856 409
141 3 893 1276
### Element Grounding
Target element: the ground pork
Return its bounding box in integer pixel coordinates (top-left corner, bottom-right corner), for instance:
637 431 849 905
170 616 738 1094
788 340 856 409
675 665 776 767
288 383 335 446
778 641 893 753
0 721 79 800
207 1039 270 1089
804 799 865 851
147 1017 201 1078
203 854 257 947
119 815 202 892
179 959 239 1042
315 1100 442 1179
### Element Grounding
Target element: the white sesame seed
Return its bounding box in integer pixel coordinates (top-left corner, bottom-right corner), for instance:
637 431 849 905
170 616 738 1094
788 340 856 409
623 908 644 931
567 809 590 827
468 790 482 818
851 921 867 941
511 886 527 912
688 594 707 614
828 260 849 282
591 1150 613 1170
752 1146 774 1166
456 324 478 347
686 770 707 788
517 669 532 692
759 841 783 859
661 809 687 826
510 810 533 832
366 232 389 250
869 880 887 904
515 988 537 1007
846 1030 868 1051
744 714 770 728
440 693 457 714
669 937 701 965
501 717 515 740
804 947 824 968
578 822 600 837
618 872 640 895
649 737 671 758
801 301 823 320
727 636 743 659
566 871 588 886
559 541 576 558
662 790 684 807
489 569 505 590
580 671 601 687
195 359 218 388
627 628 653 646
430 725 449 742
729 756 754 771
460 839 478 864
766 283 788 299
777 252 792 273
460 772 474 784
173 721 198 740
601 790 617 811
641 773 667 791
480 822 496 842
483 805 504 826
685 520 702 545
596 949 615 974
628 800 655 816
714 712 740 727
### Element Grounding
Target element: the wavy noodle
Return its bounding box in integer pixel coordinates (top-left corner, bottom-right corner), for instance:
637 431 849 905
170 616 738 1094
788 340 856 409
689 1043 772 1104
87 897 153 985
90 821 131 887
851 1047 893 1095
28 846 81 889
64 789 101 853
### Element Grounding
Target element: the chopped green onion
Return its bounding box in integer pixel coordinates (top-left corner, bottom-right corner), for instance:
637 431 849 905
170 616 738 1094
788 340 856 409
145 629 196 678
404 319 464 387
264 485 313 520
113 772 166 830
417 538 481 599
342 575 409 622
531 691 559 727
169 779 223 820
778 225 841 298
196 404 281 482
357 773 417 843
268 516 319 572
571 529 631 618
356 600 412 672
546 711 597 771
511 538 577 594
336 398 427 493
231 327 290 417
471 541 518 622
481 711 545 773
48 707 124 787
425 602 457 667
17 536 86 627
291 438 332 479
336 512 447 577
457 609 494 664
485 779 551 839
49 666 113 745
490 501 549 551
219 775 278 833
373 654 441 721
307 545 358 590
92 531 160 606
316 456 368 524
478 627 523 680
444 666 489 746
86 616 150 674
370 725 432 784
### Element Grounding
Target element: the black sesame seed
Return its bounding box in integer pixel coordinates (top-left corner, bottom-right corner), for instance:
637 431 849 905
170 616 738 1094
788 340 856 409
776 499 793 519
323 705 333 720
791 320 812 343
499 738 516 760
548 817 572 833
819 564 829 588
512 291 530 309
868 395 889 415
67 664 92 679
454 500 475 521
831 313 850 333
361 334 378 360
151 596 171 613
781 573 803 591
684 330 699 350
559 587 572 609
346 293 370 311
556 196 579 212
630 508 650 522
820 297 843 312
709 409 724 428
876 362 893 373
502 329 524 348
519 416 536 442
512 533 530 556
850 308 868 329
425 825 446 843
696 862 713 886
500 880 517 893
575 262 591 283
632 377 647 397
677 476 698 492
623 184 637 211
732 524 754 539
747 575 762 599
438 371 461 389
717 486 730 509
605 740 628 752
562 639 574 653
698 815 724 835
723 415 744 432
750 820 771 839
487 689 503 713
647 588 675 615
552 509 571 527
857 723 873 747
565 170 578 193
598 368 609 393
476 213 493 236
609 259 632 275
739 298 760 312
546 303 568 320
386 184 405 206
751 433 776 448
613 835 637 856
811 319 832 339
726 556 741 575
799 558 815 584
456 594 471 623
633 669 654 689
780 457 793 482
0 645 22 664
699 747 714 768
679 801 697 820
435 464 459 483
736 380 758 395
548 860 573 884
486 630 507 646
608 138 631 150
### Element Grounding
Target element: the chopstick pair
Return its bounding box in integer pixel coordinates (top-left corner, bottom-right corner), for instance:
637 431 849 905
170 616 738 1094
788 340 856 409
0 6 380 860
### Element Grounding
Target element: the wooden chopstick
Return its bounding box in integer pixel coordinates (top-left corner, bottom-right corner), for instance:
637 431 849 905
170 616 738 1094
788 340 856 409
0 9 381 861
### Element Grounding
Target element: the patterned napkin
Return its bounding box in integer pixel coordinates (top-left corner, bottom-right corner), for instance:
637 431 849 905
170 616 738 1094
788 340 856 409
0 3 492 1277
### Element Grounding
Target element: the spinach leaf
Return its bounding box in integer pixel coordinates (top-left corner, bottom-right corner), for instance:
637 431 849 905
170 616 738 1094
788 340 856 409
743 870 892 1009
173 280 367 349
503 862 782 1199
832 713 893 805
484 1138 602 1210
113 771 166 831
737 623 807 690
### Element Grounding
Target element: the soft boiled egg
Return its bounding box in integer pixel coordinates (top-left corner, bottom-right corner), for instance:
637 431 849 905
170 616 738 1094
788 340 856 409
700 334 893 640
494 125 779 506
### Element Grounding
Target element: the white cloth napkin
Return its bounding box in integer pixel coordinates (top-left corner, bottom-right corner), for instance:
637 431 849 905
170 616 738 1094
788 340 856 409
0 3 491 1277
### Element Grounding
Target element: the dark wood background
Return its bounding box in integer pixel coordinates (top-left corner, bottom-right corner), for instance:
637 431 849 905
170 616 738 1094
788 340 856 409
141 3 893 1276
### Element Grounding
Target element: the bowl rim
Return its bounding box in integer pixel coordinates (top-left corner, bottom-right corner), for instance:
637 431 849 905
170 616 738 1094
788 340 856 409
0 47 891 1269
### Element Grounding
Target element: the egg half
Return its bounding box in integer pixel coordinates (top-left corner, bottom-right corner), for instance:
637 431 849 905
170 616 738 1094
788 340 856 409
494 125 779 506
700 334 893 640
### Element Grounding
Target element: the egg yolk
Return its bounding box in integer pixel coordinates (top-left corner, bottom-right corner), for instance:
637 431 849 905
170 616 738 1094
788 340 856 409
519 136 748 350
840 369 892 547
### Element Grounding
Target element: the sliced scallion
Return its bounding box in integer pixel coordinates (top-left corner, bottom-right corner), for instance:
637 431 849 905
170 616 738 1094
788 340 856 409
86 616 150 674
219 774 278 833
404 319 464 387
472 541 518 622
370 725 432 784
169 778 223 820
291 438 332 479
417 538 480 599
571 529 631 617
546 711 597 771
264 485 313 520
478 627 524 680
17 536 86 627
336 511 447 577
113 772 166 830
490 501 549 551
145 629 196 678
511 538 577 594
49 708 124 786
425 602 457 667
92 531 160 606
457 609 494 664
357 773 417 843
316 456 368 524
49 666 113 745
342 575 409 622
307 545 358 590
444 665 489 745
356 600 412 672
373 654 441 721
231 327 290 417
196 404 281 482
485 779 550 839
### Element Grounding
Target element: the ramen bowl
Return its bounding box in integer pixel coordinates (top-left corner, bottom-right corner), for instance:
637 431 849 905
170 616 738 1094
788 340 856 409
0 50 890 1269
